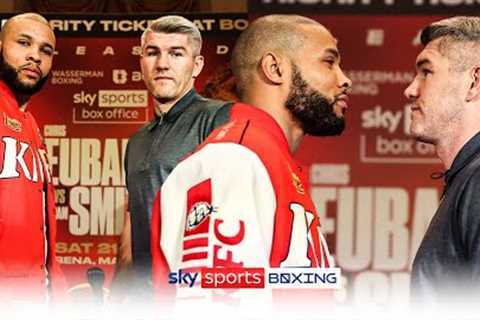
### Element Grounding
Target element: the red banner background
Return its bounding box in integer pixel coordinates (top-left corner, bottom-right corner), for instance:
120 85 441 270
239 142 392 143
1 13 450 306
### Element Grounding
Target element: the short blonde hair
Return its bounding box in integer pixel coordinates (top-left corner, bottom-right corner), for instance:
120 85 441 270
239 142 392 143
1 13 52 41
141 15 202 56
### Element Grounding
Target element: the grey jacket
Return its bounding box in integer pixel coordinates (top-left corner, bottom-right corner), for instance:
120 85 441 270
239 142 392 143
411 131 480 307
125 89 231 287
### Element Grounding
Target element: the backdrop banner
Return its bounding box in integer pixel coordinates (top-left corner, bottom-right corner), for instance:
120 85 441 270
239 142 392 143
1 12 447 307
0 13 247 298
248 0 480 14
293 15 446 307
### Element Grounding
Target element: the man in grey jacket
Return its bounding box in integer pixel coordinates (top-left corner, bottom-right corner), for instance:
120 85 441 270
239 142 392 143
114 15 231 299
405 16 480 310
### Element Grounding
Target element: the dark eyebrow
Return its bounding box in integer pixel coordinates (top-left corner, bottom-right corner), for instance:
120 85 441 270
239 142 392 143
416 58 432 69
18 33 32 40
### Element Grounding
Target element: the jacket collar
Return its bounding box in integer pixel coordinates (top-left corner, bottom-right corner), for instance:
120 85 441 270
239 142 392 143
147 88 197 131
231 103 292 156
445 131 480 185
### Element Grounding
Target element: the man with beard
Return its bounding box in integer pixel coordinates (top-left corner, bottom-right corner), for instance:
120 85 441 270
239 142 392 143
150 15 351 307
0 13 65 304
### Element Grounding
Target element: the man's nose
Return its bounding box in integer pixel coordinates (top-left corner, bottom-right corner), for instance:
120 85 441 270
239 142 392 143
404 78 419 100
26 46 42 64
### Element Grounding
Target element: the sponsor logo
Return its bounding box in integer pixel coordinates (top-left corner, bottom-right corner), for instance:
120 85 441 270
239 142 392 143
112 69 143 84
72 90 149 124
112 69 128 84
186 202 215 231
267 268 339 289
0 136 51 183
359 105 438 163
201 268 265 289
51 69 103 85
4 113 21 132
288 165 305 195
168 267 340 289
99 90 148 107
346 70 414 97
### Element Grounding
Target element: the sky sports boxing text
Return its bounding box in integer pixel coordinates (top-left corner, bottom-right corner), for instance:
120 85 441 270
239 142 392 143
168 267 341 289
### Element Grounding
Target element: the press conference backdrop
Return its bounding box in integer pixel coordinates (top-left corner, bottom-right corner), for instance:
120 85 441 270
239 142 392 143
0 12 246 295
2 2 475 305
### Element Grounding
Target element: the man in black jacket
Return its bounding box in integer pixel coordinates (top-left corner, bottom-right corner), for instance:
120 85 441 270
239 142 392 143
114 15 231 300
405 16 480 310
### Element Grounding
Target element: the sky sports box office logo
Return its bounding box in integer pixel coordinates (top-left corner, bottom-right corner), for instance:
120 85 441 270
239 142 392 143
169 267 341 289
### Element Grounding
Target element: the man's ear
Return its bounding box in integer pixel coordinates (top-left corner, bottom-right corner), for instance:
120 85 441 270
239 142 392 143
466 66 480 102
259 52 287 86
192 55 204 78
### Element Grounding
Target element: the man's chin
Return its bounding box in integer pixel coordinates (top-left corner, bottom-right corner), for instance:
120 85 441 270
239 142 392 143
153 93 177 104
18 79 40 89
18 83 44 95
152 86 175 97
